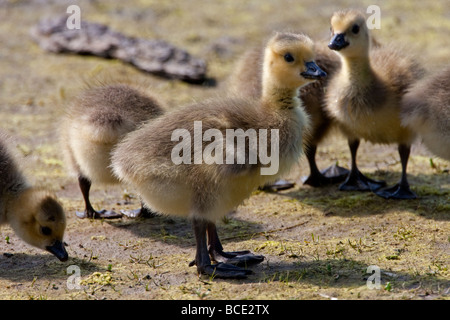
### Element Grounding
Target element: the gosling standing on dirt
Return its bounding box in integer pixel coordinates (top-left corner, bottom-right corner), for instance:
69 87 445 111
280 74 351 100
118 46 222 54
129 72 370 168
112 32 326 278
61 83 164 219
401 67 450 161
325 9 425 199
227 42 349 188
0 134 68 261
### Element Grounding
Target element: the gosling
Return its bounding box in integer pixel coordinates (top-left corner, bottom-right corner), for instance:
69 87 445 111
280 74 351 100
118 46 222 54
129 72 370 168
111 32 326 278
227 41 349 188
61 83 164 219
325 9 425 199
401 67 450 161
0 134 68 261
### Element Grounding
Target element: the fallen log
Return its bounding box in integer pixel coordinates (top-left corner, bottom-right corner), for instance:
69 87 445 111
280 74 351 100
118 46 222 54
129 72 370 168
30 16 208 83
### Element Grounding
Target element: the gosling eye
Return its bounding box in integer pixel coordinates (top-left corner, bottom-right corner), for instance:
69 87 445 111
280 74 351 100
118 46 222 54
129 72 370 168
284 53 294 63
352 24 360 34
41 226 52 236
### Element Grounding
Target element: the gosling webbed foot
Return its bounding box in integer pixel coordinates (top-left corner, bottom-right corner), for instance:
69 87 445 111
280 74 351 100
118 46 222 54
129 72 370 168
76 209 123 219
375 144 417 200
375 183 417 200
120 206 158 219
191 261 252 279
205 222 265 267
188 250 263 269
210 249 265 267
76 176 123 219
303 164 350 187
321 163 350 181
259 179 295 192
302 173 328 187
190 219 262 279
339 170 386 192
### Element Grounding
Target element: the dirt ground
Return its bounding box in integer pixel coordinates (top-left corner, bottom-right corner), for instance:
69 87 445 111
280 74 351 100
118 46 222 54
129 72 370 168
0 0 448 301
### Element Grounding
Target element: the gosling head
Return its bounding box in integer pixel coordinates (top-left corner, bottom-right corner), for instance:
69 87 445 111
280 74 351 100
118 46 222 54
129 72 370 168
263 32 327 91
9 189 68 261
328 9 370 57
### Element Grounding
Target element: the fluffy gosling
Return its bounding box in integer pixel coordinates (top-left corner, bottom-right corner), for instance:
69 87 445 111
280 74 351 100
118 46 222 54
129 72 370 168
325 9 425 199
0 134 67 261
61 83 164 219
111 32 326 278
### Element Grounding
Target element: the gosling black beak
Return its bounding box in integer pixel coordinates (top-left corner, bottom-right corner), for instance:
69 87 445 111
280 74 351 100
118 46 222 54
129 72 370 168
46 240 68 262
328 33 349 51
301 61 327 80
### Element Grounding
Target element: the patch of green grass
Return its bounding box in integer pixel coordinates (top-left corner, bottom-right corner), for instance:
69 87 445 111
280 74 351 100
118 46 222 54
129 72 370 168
159 227 178 242
179 284 211 300
129 253 164 269
325 244 346 258
386 255 401 261
264 270 308 284
264 259 370 289
299 192 389 215
434 201 450 212
80 272 115 286
415 185 449 197
255 240 303 258
219 217 260 240
393 226 415 241
384 282 393 292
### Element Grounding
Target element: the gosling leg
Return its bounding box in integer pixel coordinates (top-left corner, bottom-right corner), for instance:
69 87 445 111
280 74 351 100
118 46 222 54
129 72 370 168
206 222 264 267
189 218 252 279
75 175 123 219
303 144 349 187
121 201 158 219
376 144 417 199
339 139 386 192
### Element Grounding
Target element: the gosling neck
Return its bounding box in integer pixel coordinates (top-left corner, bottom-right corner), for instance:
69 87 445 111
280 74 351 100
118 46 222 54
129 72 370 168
340 53 374 86
261 76 301 110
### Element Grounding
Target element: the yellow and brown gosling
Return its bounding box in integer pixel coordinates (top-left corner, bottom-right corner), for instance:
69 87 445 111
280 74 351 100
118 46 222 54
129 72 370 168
325 9 425 199
0 134 68 261
227 40 349 189
401 67 450 161
61 82 164 219
111 32 326 278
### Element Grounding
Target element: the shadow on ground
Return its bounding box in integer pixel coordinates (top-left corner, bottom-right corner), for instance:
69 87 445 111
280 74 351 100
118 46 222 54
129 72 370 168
105 213 266 249
277 172 449 221
0 254 101 282
229 258 450 291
